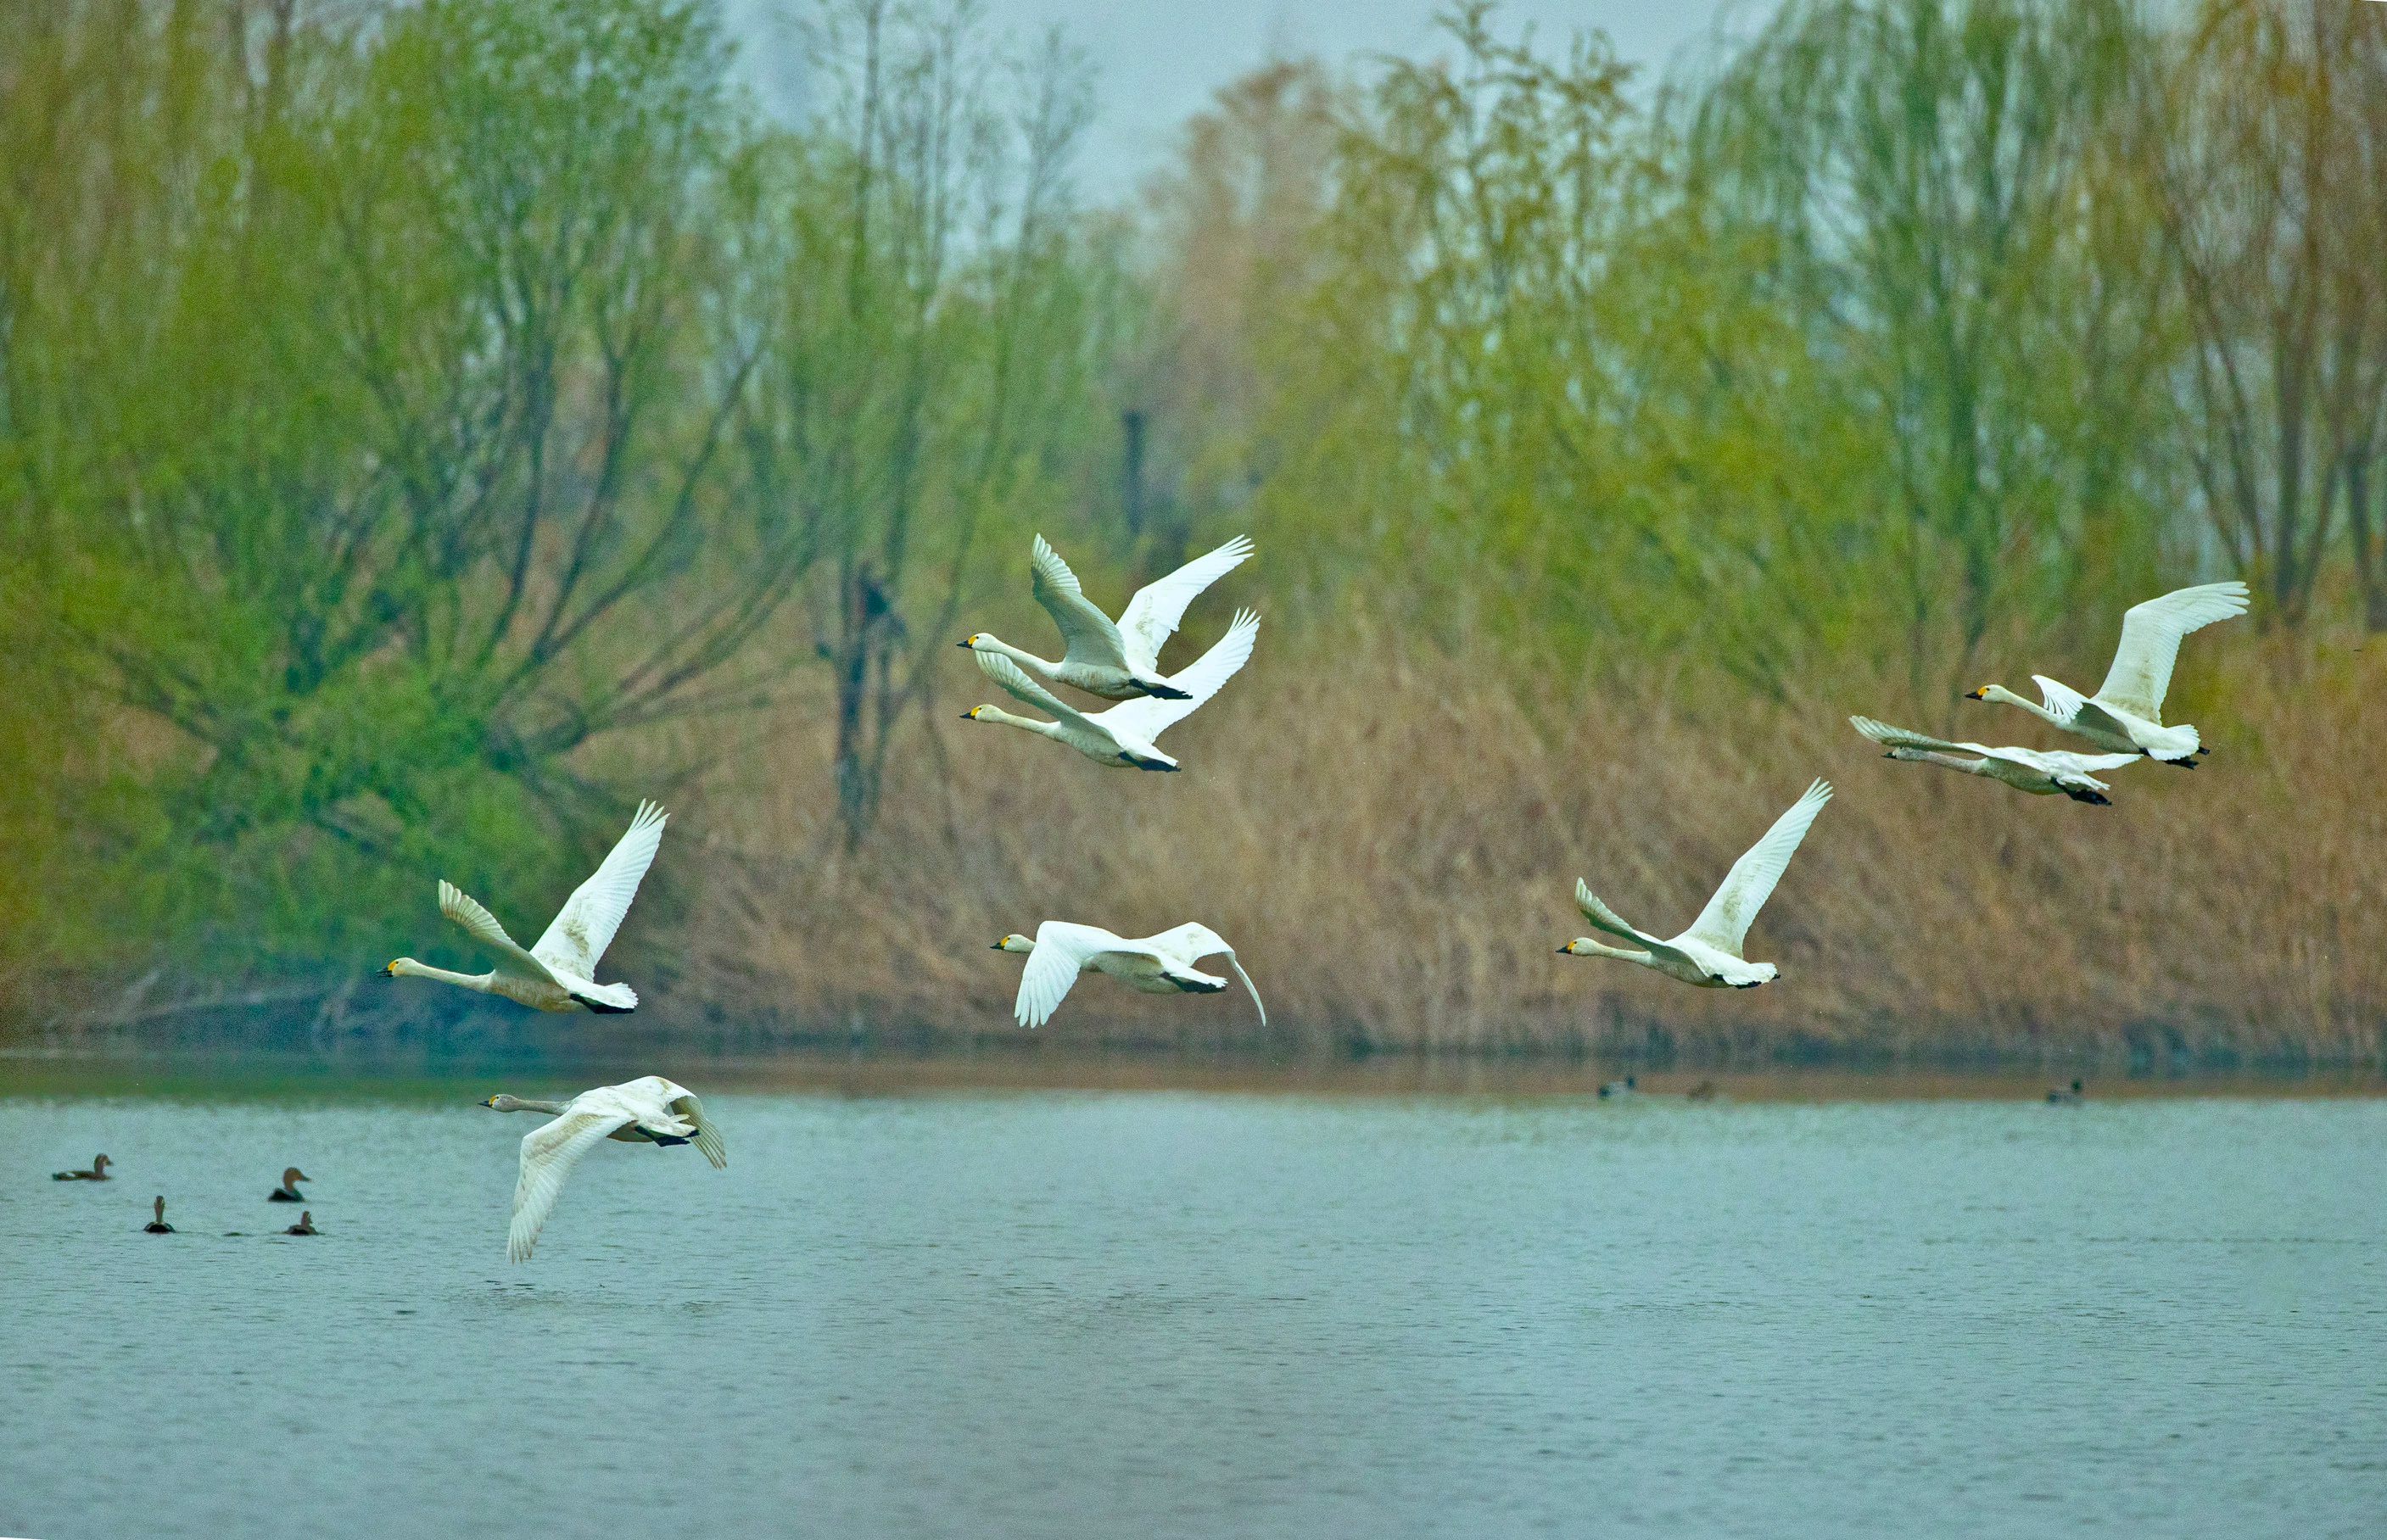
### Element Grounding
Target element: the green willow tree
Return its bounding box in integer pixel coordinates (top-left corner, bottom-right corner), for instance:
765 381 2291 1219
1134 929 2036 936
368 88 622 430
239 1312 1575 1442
1687 0 2181 697
1 0 797 964
733 0 1119 849
0 0 1131 975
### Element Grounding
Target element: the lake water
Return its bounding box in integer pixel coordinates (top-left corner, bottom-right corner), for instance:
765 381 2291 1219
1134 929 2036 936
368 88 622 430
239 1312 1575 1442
3 1056 2382 1538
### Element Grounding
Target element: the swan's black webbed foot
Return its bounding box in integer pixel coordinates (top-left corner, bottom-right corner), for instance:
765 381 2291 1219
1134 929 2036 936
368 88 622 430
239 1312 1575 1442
2162 755 2197 769
2064 788 2111 805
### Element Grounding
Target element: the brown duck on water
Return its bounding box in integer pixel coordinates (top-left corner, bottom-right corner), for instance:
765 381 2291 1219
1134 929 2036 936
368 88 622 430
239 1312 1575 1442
282 1211 317 1236
268 1168 310 1202
52 1154 111 1181
143 1196 175 1234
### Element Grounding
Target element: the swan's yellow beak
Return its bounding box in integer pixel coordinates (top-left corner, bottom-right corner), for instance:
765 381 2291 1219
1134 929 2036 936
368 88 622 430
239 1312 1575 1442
958 635 978 649
379 961 398 977
479 1096 498 1108
1964 686 1988 700
962 706 983 720
990 939 1004 950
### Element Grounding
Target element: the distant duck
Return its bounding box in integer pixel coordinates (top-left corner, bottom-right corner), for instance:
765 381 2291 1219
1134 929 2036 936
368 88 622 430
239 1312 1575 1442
267 1167 310 1202
2047 1079 2085 1105
1685 1080 1718 1102
1561 780 1834 989
1598 1075 1637 1099
481 1077 727 1262
283 1212 317 1236
143 1196 175 1233
383 800 668 1013
1965 581 2248 763
52 1154 111 1181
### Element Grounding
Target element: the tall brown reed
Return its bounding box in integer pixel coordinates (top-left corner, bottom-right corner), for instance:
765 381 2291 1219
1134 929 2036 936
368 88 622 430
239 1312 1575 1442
680 627 2387 1066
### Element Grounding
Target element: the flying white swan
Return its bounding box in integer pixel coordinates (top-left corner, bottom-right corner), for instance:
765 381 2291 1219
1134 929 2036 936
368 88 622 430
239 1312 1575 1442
992 922 1266 1029
480 1076 726 1263
383 801 666 1013
959 534 1255 700
961 610 1259 770
1965 581 2249 763
1559 779 1833 989
1849 716 2140 805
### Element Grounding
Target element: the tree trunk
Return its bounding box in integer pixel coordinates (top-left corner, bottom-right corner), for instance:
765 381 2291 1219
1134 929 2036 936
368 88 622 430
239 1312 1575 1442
833 563 899 850
2352 453 2387 631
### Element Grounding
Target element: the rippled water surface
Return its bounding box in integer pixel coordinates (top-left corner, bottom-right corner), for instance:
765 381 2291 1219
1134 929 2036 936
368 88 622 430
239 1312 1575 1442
3 1058 2381 1538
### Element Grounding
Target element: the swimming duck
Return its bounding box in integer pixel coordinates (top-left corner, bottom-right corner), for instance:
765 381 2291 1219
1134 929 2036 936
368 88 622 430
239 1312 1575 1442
2047 1079 2085 1105
1598 1075 1637 1099
283 1212 317 1236
143 1196 175 1233
268 1167 310 1202
52 1154 112 1181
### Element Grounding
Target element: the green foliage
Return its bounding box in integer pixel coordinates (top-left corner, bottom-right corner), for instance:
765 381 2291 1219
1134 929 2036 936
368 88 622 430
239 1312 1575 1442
7 0 2387 1001
0 0 1121 976
1221 0 2193 705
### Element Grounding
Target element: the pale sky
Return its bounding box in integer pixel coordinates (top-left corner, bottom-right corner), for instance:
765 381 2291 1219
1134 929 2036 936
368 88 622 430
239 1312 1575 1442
723 0 1772 200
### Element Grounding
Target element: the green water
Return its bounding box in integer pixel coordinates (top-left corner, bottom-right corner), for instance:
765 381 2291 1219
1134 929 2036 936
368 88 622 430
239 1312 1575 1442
3 1055 2381 1537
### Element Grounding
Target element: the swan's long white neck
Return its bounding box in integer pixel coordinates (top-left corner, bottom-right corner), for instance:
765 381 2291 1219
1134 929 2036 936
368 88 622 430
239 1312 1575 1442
972 706 1063 739
1978 684 2064 725
1897 749 1989 777
1568 938 1653 963
500 1096 574 1115
390 959 494 990
977 637 1061 674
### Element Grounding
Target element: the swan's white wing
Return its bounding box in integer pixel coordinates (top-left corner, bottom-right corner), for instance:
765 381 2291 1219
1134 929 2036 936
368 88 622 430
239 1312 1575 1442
1226 957 1266 1028
2032 675 2134 741
1140 923 1264 1023
1015 921 1126 1029
439 881 560 984
1116 535 1255 671
2094 581 2248 722
1685 779 1832 957
1096 609 1258 744
531 801 666 979
1030 535 1131 669
2032 673 2088 723
2000 745 2144 775
667 1091 728 1169
508 1102 634 1263
607 1075 696 1132
1848 716 1971 755
1574 879 1692 962
1143 921 1232 961
974 651 1105 732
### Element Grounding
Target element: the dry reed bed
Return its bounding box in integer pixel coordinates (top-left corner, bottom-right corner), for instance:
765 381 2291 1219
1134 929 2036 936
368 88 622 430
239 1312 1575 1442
681 639 2387 1064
